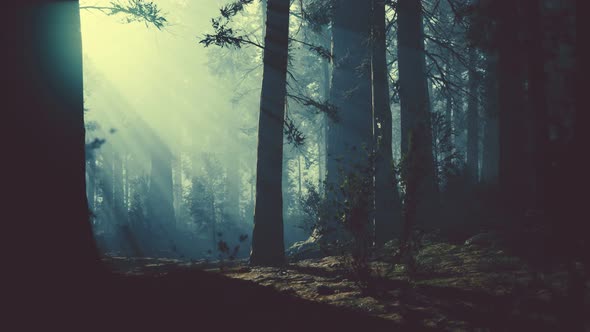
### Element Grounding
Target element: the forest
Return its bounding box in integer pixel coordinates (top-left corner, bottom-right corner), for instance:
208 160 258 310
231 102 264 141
4 0 584 330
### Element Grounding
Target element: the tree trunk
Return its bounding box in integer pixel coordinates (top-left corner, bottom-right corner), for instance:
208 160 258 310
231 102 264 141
496 8 530 214
250 0 290 266
481 53 499 184
147 140 176 236
124 154 130 210
173 150 183 218
226 160 241 225
319 26 331 191
88 158 97 212
396 0 438 228
260 0 267 36
113 150 125 224
372 0 402 246
466 48 480 183
324 0 373 243
297 154 302 197
525 0 549 211
4 1 101 287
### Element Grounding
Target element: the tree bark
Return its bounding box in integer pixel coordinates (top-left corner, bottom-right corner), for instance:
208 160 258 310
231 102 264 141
4 1 101 288
525 0 549 211
147 139 176 235
466 48 480 183
481 52 499 184
113 150 125 224
372 0 402 246
496 6 530 214
396 0 438 228
250 0 290 266
324 0 373 243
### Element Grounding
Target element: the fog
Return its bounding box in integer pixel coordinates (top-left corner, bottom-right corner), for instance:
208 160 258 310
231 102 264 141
81 0 315 258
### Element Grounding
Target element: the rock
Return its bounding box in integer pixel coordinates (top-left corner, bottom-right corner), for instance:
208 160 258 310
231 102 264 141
286 237 323 261
316 285 335 295
464 231 503 247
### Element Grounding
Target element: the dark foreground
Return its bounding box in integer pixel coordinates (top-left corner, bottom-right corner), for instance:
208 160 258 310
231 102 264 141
11 237 587 331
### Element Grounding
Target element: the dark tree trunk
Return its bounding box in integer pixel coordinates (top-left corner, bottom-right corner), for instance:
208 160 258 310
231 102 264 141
496 7 530 214
324 0 373 243
319 26 331 190
466 48 480 183
396 0 438 228
4 1 101 287
250 0 290 266
525 0 549 211
297 154 302 197
372 0 402 246
481 53 499 184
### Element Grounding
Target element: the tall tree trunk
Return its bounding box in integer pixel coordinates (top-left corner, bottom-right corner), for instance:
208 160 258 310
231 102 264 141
4 1 101 288
396 0 438 228
481 53 499 184
325 0 373 243
147 140 176 236
297 154 302 197
260 0 267 36
525 0 549 211
372 0 402 246
173 150 183 218
319 26 331 191
317 133 324 187
496 7 530 215
124 154 130 210
101 148 115 232
113 150 125 224
466 48 480 183
88 158 97 212
250 0 290 266
226 159 241 224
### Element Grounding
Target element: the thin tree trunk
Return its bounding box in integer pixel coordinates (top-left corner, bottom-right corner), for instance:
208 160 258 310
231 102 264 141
250 0 290 266
173 150 183 218
319 26 331 191
481 53 499 184
88 158 97 211
124 154 130 211
113 150 124 224
372 0 402 246
466 48 480 183
297 154 302 197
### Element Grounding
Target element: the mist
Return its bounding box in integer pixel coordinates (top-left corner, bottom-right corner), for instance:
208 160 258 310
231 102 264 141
81 0 314 258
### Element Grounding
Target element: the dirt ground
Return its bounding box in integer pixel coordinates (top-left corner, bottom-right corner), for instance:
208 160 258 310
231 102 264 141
102 241 589 331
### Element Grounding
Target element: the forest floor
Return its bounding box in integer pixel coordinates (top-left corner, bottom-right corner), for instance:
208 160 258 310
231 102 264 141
102 240 589 331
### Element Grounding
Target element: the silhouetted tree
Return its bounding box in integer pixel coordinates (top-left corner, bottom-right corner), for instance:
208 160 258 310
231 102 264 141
250 0 290 266
372 0 402 246
396 0 438 228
